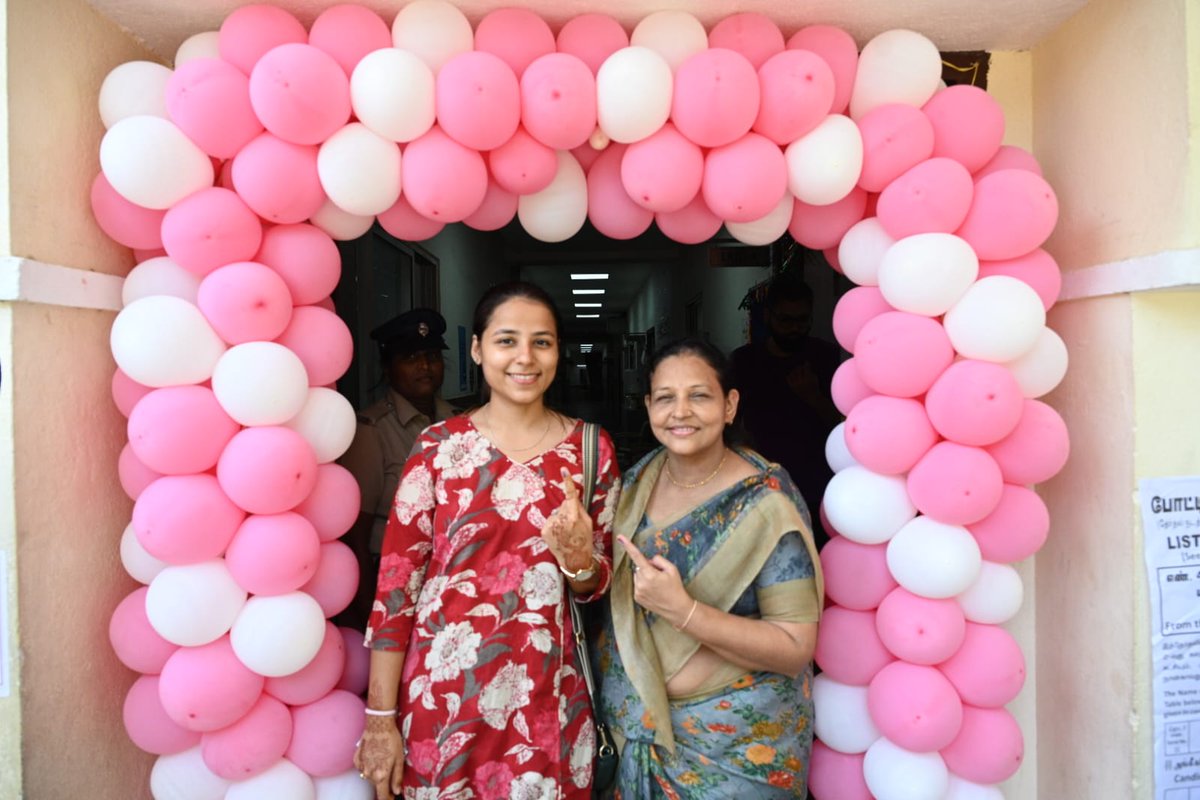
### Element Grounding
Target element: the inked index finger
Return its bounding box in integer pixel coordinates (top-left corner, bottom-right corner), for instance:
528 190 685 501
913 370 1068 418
616 535 652 571
560 467 580 503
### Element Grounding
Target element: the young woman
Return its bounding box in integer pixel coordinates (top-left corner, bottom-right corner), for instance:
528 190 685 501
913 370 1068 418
354 282 620 800
597 337 823 799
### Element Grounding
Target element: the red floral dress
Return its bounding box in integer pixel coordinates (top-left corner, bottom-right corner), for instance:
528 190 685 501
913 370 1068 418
366 416 619 800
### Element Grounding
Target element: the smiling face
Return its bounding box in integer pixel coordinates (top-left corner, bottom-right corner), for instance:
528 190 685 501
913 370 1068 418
471 297 559 408
645 353 738 458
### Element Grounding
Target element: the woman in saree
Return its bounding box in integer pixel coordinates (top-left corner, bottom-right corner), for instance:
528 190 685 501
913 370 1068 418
597 337 824 799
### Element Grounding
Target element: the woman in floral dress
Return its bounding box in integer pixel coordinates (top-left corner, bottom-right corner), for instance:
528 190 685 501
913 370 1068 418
354 282 620 800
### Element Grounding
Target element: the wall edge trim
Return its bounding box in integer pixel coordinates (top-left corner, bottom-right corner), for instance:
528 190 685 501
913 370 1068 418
1060 248 1200 301
0 257 122 311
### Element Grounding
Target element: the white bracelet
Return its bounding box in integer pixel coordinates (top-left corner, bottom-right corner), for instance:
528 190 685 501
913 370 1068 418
364 707 397 717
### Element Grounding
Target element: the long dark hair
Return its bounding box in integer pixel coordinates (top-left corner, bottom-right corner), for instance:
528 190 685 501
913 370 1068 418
643 336 745 446
471 281 563 405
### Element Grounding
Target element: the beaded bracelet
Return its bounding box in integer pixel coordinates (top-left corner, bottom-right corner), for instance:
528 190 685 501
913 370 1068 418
364 707 397 717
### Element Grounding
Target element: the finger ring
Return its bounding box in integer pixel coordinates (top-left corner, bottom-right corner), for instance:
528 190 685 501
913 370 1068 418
632 565 639 574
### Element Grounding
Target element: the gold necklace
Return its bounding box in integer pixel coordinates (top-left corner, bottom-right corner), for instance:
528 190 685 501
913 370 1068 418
481 408 553 452
664 451 728 489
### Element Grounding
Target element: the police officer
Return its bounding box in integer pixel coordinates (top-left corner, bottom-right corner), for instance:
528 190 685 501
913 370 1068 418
338 308 457 629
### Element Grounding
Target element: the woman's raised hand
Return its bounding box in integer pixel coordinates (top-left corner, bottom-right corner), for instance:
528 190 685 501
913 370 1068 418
541 466 594 572
354 718 405 800
617 535 693 626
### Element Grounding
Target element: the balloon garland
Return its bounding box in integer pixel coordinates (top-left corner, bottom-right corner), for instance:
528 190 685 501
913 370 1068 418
93 3 1068 798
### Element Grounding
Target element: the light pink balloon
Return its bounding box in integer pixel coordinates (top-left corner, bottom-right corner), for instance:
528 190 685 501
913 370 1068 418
124 675 201 755
110 586 180 674
402 126 489 222
977 248 1062 311
218 4 307 75
274 305 353 386
907 442 1005 525
702 133 787 222
308 5 392 77
809 741 871 800
231 133 325 224
201 693 293 780
832 286 892 353
754 49 835 145
161 187 263 277
463 178 518 232
128 386 241 475
377 195 445 242
217 426 319 515
133 474 246 564
940 622 1026 707
820 536 897 611
967 484 1050 563
708 12 784 69
830 359 874 415
226 512 322 595
940 705 1024 784
293 463 361 542
336 627 370 694
255 223 342 306
877 157 975 239
984 399 1070 486
166 58 262 159
556 14 629 74
112 368 153 418
474 7 555 77
844 395 939 475
489 127 557 195
436 51 520 151
787 25 858 114
814 606 894 686
923 85 1005 174
789 187 869 250
91 172 165 249
119 442 164 501
587 144 653 240
621 122 704 213
521 53 596 150
956 169 1059 261
868 661 963 752
249 44 351 146
287 689 365 777
875 587 966 664
158 636 265 732
301 541 360 618
856 104 935 193
654 192 722 244
924 360 1024 447
854 311 955 398
975 144 1043 179
197 261 294 344
265 622 346 705
673 49 761 148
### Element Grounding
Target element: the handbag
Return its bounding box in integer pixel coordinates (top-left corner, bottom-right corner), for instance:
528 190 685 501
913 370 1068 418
571 422 619 795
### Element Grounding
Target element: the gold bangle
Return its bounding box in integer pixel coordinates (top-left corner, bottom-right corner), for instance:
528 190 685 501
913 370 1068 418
674 599 699 632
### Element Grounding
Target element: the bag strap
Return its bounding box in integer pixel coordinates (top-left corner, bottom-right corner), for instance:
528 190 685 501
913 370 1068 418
581 421 599 509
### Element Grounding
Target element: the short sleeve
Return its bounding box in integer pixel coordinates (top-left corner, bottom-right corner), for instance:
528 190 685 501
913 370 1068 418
575 428 621 602
339 423 384 516
755 530 821 624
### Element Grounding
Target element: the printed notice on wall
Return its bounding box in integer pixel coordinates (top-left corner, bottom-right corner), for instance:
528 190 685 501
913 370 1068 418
1141 476 1200 799
0 549 9 697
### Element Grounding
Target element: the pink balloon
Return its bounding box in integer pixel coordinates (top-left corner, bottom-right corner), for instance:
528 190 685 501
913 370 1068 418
673 49 761 148
226 512 322 595
967 484 1050 563
217 426 319 515
809 741 871 800
287 690 366 777
956 169 1059 261
654 192 722 245
787 25 858 115
134 247 169 262
274 305 353 386
521 53 596 150
830 359 874 416
197 261 294 344
940 705 1024 784
201 693 293 780
336 626 370 694
402 126 489 222
907 442 1005 525
474 7 555 77
489 127 557 195
158 636 265 732
119 442 164 501
831 286 891 354
877 157 975 239
977 248 1062 311
110 587 180 674
231 133 325 224
820 536 897 611
218 5 307 75
939 622 1026 707
161 187 263 277
436 51 520 151
868 661 963 752
249 44 351 146
308 4 392 77
856 104 935 193
875 587 966 665
823 245 843 273
708 13 785 70
91 173 165 249
924 360 1024 447
166 58 263 159
754 49 835 145
128 386 241 475
293 463 361 542
923 85 1005 174
265 622 346 705
621 122 704 213
255 223 342 306
301 541 360 618
113 368 153 418
814 606 894 686
587 144 653 240
702 133 787 222
556 14 629 74
377 195 444 242
124 675 201 755
984 399 1070 486
844 395 939 475
133 474 246 564
854 312 956 398
463 178 518 232
975 144 1044 179
789 187 868 250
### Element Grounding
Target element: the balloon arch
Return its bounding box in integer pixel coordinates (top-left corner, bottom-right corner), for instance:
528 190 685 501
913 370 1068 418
95 2 1070 798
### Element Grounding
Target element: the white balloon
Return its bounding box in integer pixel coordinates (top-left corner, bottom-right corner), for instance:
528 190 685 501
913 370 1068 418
850 29 943 120
944 276 1046 362
813 674 881 754
350 48 436 143
1002 326 1068 398
111 296 226 388
146 560 247 647
825 423 859 473
727 195 793 245
150 746 232 800
285 387 358 463
175 32 221 67
785 115 864 206
958 561 1024 624
121 522 168 584
122 256 201 306
863 737 949 800
824 466 917 545
517 151 588 243
596 47 673 144
318 123 403 217
945 774 1005 800
390 0 473 73
99 61 172 129
310 198 374 241
211 342 310 426
231 592 327 677
225 759 315 800
838 217 895 287
878 234 979 316
887 516 982 599
630 11 708 71
314 770 374 800
100 115 214 210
